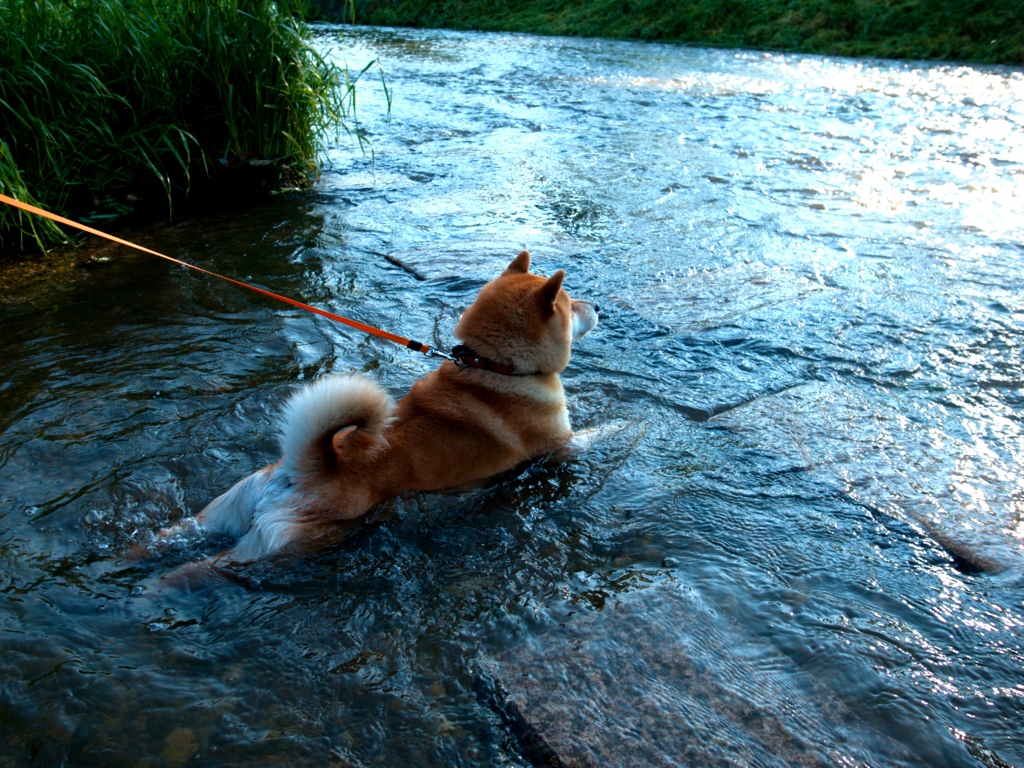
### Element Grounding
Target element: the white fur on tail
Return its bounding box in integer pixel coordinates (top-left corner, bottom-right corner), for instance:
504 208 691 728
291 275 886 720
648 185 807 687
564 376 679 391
278 374 394 476
160 374 394 563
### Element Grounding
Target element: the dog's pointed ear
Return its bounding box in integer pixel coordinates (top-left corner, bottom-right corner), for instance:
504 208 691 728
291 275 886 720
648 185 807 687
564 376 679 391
537 269 565 314
503 250 531 276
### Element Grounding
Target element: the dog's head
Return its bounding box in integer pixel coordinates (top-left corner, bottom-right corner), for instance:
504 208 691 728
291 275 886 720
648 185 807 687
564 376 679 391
454 251 598 375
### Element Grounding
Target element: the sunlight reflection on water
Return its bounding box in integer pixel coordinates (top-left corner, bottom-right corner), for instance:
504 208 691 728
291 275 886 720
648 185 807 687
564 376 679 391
0 24 1022 768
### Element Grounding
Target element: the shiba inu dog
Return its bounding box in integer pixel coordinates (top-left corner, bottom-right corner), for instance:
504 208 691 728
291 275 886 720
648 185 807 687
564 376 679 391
148 251 598 574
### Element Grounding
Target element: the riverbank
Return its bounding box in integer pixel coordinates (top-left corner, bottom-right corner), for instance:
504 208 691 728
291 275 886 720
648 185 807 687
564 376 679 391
0 0 353 254
312 0 1024 65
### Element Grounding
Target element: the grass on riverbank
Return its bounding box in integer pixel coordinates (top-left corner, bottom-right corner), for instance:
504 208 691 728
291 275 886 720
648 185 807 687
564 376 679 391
0 0 360 254
316 0 1024 65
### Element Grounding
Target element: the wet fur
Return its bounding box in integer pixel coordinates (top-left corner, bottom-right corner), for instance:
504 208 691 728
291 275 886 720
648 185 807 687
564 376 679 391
147 251 598 581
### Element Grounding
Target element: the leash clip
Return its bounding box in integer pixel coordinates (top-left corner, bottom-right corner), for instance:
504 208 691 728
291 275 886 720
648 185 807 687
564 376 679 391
449 344 478 368
429 344 525 376
449 345 471 366
426 346 458 363
448 345 521 375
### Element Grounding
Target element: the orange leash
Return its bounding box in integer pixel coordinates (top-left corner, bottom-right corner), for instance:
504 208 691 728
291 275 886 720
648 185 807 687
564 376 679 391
0 193 446 358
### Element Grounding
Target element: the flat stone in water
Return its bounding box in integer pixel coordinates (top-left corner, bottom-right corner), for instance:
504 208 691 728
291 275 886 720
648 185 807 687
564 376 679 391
481 583 913 767
710 382 1016 573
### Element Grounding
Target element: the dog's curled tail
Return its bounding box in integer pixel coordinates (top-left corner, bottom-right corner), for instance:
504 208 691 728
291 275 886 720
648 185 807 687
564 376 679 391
279 374 394 476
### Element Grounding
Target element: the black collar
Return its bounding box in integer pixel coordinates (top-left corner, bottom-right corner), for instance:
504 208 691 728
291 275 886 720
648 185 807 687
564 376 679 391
450 345 534 376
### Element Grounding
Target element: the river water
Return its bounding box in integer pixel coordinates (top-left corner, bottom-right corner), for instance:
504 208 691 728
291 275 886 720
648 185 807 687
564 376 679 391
1 25 1022 767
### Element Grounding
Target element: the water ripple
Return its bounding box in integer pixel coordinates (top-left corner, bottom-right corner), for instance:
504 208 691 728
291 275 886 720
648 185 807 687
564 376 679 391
0 24 1022 768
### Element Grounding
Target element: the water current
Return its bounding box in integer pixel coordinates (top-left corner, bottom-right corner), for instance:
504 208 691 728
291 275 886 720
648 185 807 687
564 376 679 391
1 24 1022 767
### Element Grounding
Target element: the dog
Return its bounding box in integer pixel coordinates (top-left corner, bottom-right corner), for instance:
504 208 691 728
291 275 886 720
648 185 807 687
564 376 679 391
146 251 598 576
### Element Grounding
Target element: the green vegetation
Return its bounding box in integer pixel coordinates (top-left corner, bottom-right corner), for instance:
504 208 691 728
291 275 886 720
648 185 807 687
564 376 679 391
1 0 361 253
317 0 1023 65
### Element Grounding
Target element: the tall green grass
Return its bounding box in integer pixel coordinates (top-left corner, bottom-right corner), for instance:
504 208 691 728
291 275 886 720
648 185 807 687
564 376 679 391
324 0 1024 64
0 0 363 253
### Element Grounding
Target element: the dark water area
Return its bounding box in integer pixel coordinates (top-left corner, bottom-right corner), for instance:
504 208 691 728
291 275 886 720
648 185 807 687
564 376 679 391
2 25 1023 767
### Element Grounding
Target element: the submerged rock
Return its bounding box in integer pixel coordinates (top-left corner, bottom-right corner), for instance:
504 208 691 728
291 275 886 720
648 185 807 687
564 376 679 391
709 381 1015 574
480 583 913 767
161 726 198 766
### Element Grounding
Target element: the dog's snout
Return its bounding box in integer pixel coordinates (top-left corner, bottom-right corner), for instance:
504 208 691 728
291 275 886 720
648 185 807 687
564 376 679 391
594 304 600 314
571 299 599 341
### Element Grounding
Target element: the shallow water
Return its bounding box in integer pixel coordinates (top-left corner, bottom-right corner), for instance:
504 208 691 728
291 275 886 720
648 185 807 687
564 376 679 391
1 25 1023 767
